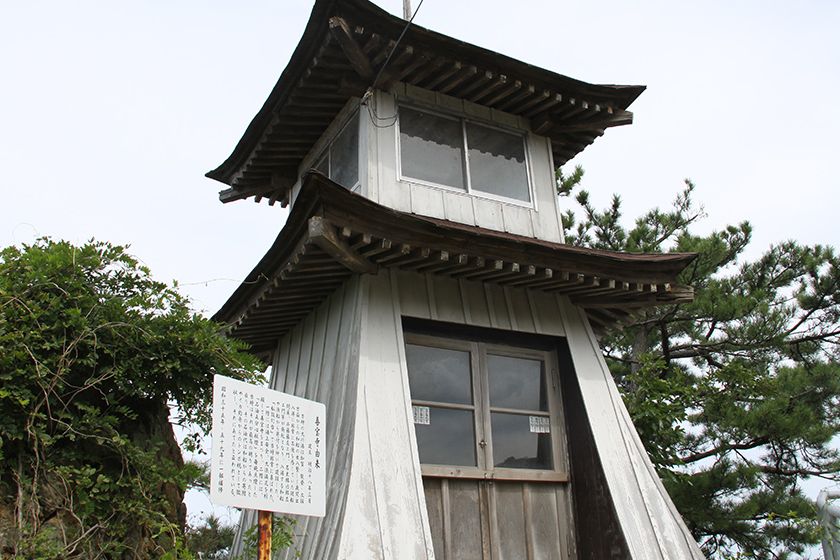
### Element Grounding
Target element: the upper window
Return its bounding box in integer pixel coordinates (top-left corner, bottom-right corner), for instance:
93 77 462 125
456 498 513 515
398 106 531 203
405 333 564 480
313 111 359 190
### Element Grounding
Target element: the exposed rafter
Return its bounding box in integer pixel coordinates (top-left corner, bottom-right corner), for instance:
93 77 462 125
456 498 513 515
214 174 695 353
329 16 374 79
207 0 645 205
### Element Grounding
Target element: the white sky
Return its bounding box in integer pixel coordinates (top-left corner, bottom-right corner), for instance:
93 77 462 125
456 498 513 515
3 0 839 534
3 0 838 314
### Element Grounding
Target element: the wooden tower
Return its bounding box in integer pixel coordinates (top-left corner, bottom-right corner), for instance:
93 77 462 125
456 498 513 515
209 0 706 558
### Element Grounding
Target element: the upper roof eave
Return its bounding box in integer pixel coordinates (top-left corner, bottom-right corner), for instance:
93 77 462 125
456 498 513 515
206 0 646 193
206 0 338 184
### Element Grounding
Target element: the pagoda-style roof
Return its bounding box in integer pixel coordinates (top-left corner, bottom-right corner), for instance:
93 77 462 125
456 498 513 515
207 0 645 205
215 172 694 354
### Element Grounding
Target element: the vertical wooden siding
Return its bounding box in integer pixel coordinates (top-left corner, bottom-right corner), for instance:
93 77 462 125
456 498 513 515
231 278 365 560
337 272 436 559
557 340 631 558
423 479 576 560
557 301 706 559
395 269 565 337
370 87 565 243
232 269 704 559
394 269 576 559
398 268 704 558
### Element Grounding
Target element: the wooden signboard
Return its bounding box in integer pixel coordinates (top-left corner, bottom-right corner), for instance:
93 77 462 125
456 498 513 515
210 374 326 517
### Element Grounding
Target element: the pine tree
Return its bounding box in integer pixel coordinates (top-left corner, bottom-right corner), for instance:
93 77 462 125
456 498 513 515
559 167 840 558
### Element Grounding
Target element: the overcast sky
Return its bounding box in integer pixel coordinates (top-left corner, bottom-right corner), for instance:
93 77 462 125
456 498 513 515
3 0 838 529
2 0 838 313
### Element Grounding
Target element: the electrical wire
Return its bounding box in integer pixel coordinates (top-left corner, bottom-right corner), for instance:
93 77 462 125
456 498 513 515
362 0 426 128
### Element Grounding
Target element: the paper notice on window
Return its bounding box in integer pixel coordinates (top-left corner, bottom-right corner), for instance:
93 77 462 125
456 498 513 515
413 405 431 425
529 416 550 433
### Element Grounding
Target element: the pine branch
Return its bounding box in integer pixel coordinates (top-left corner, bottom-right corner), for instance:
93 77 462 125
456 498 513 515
676 436 771 465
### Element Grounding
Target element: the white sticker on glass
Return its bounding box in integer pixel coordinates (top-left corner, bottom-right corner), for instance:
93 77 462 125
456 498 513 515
413 405 431 425
529 416 550 433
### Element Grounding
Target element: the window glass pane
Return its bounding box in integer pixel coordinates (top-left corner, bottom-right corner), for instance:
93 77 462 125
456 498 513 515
466 123 529 202
491 413 552 469
414 407 476 466
330 112 359 189
399 107 465 189
314 153 328 175
487 354 547 411
406 344 472 405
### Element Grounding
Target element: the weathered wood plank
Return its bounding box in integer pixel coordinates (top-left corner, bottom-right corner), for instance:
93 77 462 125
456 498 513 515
461 278 492 328
397 270 432 319
484 283 512 330
471 197 504 232
557 298 706 559
308 217 377 273
506 287 536 333
432 274 466 324
423 479 446 559
410 183 446 219
528 483 563 560
349 273 434 558
501 204 534 237
443 192 477 225
493 483 528 560
448 480 484 560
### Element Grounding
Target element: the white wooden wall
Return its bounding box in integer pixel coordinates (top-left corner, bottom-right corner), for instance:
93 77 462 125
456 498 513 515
557 301 706 559
393 269 703 558
395 269 566 336
335 270 574 559
232 278 365 560
337 272 436 558
233 269 704 559
366 86 566 243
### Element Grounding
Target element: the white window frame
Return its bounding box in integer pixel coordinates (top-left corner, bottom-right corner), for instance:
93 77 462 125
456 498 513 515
405 332 569 483
395 104 535 208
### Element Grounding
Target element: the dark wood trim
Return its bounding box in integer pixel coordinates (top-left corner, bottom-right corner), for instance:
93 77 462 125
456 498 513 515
329 16 374 79
307 216 377 273
213 176 695 352
206 0 646 195
556 338 632 558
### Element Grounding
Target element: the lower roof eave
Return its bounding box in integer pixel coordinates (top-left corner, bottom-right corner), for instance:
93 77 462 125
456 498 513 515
215 172 696 353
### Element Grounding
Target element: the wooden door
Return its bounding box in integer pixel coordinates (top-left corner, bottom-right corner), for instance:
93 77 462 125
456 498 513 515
405 333 576 559
423 478 575 560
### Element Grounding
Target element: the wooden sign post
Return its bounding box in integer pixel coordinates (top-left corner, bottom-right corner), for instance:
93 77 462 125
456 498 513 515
210 374 327 557
257 510 272 560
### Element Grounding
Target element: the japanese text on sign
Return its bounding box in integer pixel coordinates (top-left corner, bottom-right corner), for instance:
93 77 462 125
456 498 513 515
210 374 325 517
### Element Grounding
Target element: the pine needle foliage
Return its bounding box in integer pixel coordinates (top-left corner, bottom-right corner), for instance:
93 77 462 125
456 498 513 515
558 166 840 559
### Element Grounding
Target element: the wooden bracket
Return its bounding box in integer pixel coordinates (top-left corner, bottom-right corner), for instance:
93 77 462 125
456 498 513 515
219 170 295 205
219 186 262 204
531 112 555 135
329 16 374 80
549 110 635 134
307 216 377 274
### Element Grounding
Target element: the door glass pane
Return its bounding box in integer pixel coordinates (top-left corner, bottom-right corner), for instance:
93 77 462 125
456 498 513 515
487 354 547 411
331 112 359 188
414 407 476 466
491 412 552 469
399 107 466 189
466 123 529 202
406 344 472 404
